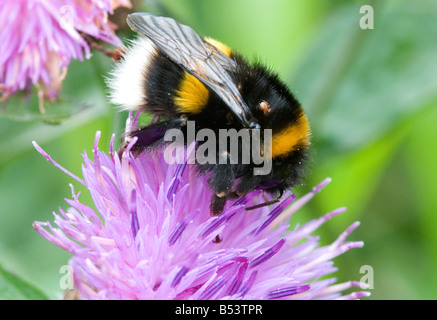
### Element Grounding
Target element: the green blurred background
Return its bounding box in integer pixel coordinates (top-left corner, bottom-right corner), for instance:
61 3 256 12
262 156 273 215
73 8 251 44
1 0 436 299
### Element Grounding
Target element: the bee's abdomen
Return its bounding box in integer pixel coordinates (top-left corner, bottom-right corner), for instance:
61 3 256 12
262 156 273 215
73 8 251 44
145 52 212 117
107 37 157 111
173 72 210 114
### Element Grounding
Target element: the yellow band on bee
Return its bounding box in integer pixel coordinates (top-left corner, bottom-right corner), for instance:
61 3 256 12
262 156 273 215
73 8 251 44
174 38 231 114
204 37 232 57
174 72 210 114
271 113 311 158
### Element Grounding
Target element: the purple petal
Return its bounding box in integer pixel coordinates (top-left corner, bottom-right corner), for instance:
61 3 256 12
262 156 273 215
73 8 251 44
249 239 285 268
267 285 310 299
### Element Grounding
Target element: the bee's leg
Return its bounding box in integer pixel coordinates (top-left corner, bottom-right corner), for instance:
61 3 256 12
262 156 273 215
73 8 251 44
118 118 186 157
210 193 228 216
226 191 240 200
245 188 284 211
209 152 235 216
235 175 262 199
210 190 242 216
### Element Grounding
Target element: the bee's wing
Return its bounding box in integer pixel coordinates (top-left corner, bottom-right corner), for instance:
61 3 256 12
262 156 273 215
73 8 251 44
127 13 257 129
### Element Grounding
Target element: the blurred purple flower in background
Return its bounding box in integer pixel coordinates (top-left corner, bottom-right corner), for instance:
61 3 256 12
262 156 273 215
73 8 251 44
33 113 369 300
0 0 131 112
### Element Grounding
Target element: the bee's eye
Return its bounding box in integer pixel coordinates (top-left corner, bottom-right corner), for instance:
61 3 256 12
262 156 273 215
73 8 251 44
259 100 271 115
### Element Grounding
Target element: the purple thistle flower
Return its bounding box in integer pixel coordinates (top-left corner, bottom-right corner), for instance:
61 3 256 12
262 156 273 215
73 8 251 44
33 113 370 300
0 0 130 111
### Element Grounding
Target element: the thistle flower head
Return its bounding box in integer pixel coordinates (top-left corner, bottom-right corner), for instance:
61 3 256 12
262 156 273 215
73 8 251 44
0 0 130 106
33 113 369 300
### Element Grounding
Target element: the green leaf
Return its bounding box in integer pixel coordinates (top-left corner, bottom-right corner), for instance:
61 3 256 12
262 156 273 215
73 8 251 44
0 55 111 166
0 54 106 123
292 0 437 158
0 264 48 300
308 108 423 220
159 0 329 71
0 90 90 124
402 104 437 298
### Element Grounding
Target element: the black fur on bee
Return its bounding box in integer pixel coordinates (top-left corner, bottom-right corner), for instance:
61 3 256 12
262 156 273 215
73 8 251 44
109 13 311 216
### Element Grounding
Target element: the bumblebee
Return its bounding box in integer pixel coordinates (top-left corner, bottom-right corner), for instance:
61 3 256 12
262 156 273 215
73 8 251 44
108 13 311 215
